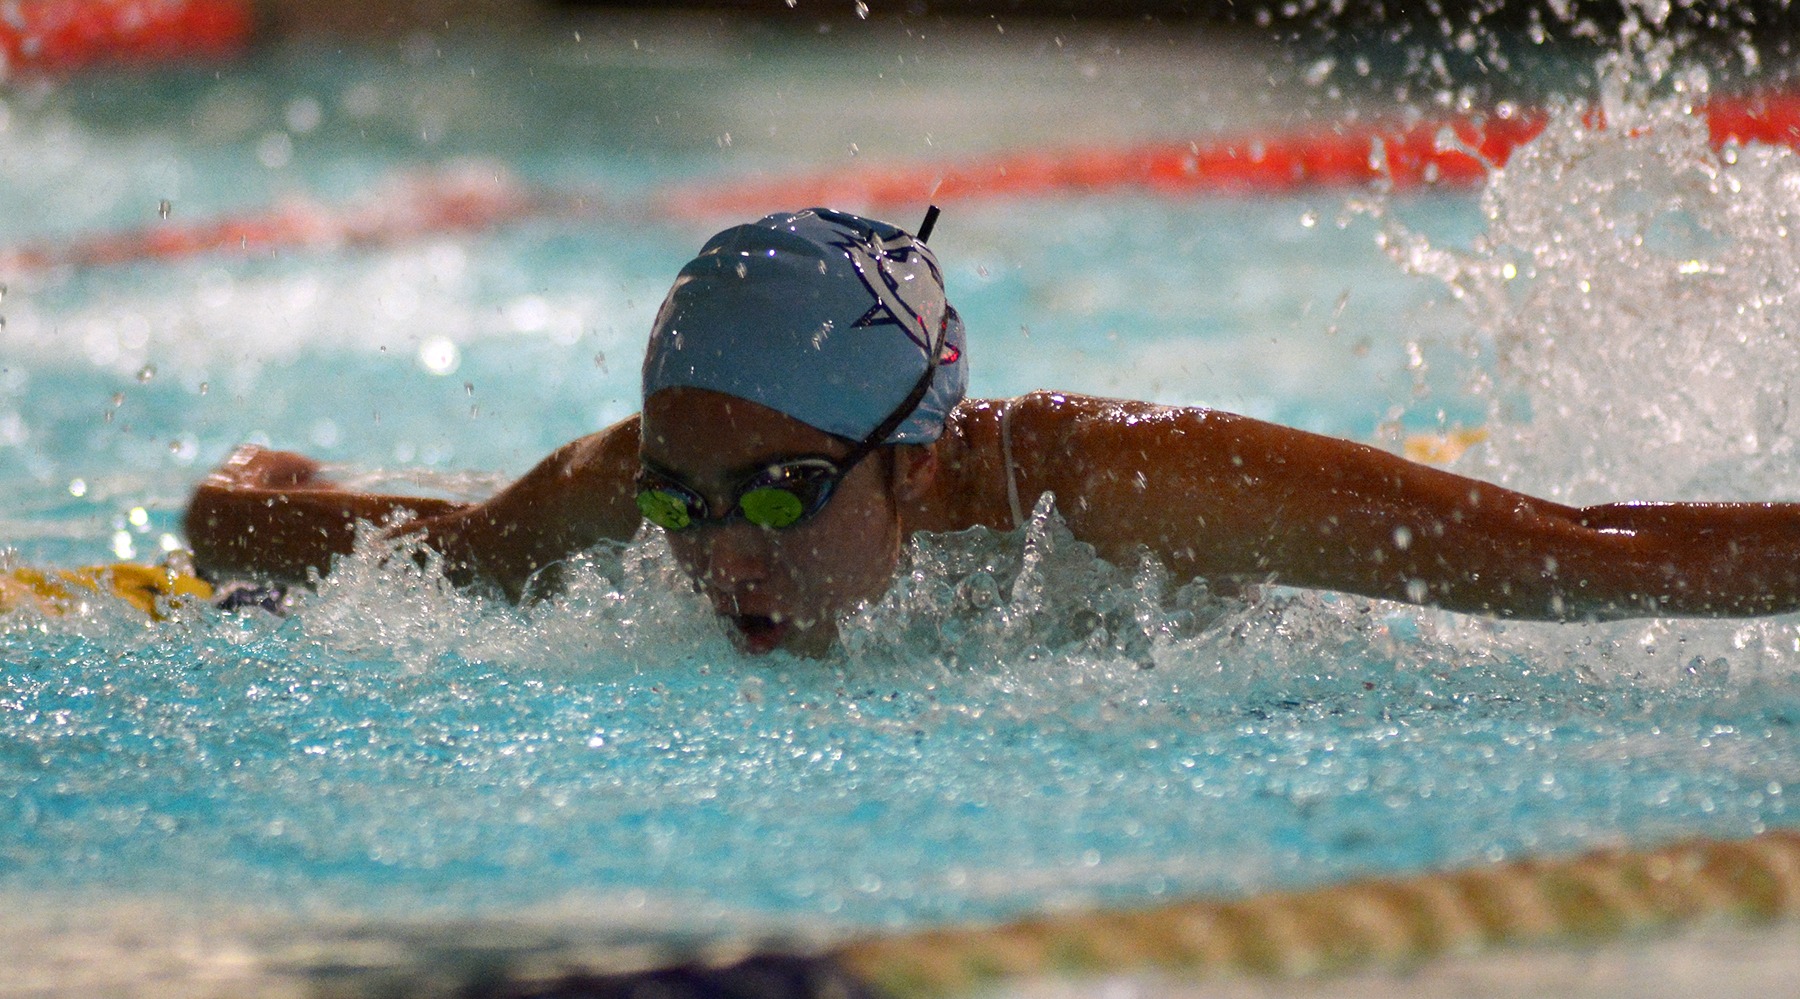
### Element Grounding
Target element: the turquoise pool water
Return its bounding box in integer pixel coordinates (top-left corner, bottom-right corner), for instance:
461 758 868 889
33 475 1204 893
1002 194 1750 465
3 13 1799 993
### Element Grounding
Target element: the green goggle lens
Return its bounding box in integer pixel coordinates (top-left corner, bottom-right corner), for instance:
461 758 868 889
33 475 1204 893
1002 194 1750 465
738 487 806 528
636 488 694 530
635 459 840 533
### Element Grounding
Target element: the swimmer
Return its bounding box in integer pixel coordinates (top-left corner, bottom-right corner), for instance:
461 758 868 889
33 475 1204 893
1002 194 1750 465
185 207 1800 655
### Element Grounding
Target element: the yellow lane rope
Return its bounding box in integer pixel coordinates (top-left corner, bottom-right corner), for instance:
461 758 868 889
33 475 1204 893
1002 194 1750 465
833 829 1800 998
0 564 212 621
1402 427 1489 465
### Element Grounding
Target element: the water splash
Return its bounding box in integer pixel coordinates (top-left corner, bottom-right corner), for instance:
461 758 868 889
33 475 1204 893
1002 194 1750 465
1348 29 1800 688
1371 31 1800 504
6 18 1800 987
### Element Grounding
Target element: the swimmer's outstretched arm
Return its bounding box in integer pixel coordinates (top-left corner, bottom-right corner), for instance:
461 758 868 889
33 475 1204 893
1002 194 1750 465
184 416 642 599
1006 392 1800 620
183 446 466 585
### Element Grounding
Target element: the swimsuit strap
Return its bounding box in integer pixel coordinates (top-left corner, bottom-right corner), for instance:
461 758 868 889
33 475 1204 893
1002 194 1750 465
1000 397 1025 530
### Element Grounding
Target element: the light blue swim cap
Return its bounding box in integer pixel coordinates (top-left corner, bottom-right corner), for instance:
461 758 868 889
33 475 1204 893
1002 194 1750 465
642 207 968 445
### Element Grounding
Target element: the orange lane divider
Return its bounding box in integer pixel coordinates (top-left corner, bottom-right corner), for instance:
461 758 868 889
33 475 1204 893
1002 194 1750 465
657 112 1541 218
8 94 1800 273
0 0 254 75
656 91 1800 218
0 162 585 272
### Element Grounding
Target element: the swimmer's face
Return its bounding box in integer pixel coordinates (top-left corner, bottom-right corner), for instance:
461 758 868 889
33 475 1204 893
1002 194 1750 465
640 387 922 656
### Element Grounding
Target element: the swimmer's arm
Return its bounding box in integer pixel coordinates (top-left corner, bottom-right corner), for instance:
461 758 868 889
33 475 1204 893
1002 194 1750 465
185 416 643 598
403 416 643 599
184 445 469 586
1014 392 1800 620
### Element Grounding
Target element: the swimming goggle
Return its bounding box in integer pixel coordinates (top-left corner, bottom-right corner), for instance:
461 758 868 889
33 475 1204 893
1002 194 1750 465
637 456 856 531
637 296 952 532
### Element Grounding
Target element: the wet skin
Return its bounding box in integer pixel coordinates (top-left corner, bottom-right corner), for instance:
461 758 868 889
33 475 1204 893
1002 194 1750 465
187 389 1800 655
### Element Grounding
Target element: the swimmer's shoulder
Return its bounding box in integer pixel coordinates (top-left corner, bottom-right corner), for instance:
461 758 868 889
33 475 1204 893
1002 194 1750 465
947 391 1151 449
926 393 1122 532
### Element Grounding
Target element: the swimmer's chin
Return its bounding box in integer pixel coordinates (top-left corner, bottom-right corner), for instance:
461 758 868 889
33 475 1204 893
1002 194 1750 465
726 612 835 658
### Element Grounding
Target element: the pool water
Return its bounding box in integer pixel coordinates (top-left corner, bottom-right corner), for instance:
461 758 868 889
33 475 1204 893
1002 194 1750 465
3 12 1800 993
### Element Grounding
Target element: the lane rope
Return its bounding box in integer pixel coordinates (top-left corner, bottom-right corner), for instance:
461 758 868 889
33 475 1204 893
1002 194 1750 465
829 828 1800 997
0 0 253 76
5 93 1800 273
1 563 211 620
0 161 565 272
656 92 1800 218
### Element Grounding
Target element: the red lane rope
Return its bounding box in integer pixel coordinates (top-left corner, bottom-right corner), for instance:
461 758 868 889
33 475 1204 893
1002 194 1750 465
656 113 1544 218
0 163 564 272
0 0 254 75
656 92 1800 218
6 93 1800 272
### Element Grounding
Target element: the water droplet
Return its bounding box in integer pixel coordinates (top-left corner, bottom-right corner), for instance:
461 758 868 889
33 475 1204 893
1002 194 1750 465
158 199 171 220
593 351 608 372
464 381 474 395
418 337 460 375
136 364 155 383
256 131 294 170
284 96 323 135
855 0 869 17
198 381 209 395
1685 655 1730 683
110 392 125 407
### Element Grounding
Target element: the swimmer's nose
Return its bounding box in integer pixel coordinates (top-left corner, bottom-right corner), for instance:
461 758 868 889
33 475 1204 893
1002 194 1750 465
696 522 774 589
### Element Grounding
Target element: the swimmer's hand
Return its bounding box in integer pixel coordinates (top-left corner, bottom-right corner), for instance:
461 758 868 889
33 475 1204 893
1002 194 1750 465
182 416 642 601
184 444 466 587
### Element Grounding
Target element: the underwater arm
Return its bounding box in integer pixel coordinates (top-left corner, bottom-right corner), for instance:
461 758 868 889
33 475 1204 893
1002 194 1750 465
184 416 644 598
1013 392 1800 620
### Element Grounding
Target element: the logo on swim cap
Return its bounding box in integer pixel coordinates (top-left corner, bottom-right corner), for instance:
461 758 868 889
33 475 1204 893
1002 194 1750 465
833 224 943 354
642 208 968 445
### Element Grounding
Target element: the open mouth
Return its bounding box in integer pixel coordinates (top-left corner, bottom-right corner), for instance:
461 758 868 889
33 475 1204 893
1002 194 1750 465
730 614 790 654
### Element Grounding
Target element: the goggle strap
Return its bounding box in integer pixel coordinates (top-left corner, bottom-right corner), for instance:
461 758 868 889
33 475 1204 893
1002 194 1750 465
837 363 931 469
837 311 947 470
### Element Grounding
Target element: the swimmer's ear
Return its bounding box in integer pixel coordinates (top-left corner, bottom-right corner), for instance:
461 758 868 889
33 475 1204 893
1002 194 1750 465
891 444 938 502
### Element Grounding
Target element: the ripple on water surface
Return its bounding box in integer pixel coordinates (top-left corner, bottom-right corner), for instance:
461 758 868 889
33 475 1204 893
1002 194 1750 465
4 498 1797 936
4 19 1800 994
